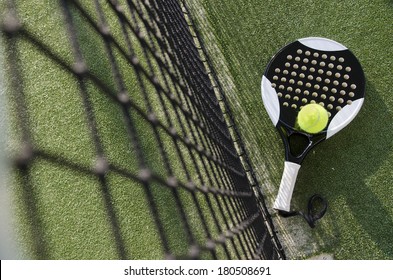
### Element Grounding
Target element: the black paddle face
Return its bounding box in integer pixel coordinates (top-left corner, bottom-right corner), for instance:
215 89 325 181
265 40 365 129
262 39 365 163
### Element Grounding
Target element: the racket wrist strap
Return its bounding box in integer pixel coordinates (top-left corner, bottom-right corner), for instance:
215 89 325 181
278 194 328 228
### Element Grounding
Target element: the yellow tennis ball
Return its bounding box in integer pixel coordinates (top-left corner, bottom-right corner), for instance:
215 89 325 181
298 104 329 134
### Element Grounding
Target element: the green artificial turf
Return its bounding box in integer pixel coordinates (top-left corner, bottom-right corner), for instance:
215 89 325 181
3 0 392 260
191 0 393 259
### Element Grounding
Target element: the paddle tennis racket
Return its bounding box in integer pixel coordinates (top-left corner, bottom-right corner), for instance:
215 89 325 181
261 37 365 213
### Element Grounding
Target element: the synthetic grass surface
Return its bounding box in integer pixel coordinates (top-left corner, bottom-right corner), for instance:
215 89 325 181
194 0 393 259
3 0 391 260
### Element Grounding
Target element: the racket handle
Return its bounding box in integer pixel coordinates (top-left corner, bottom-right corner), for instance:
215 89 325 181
274 161 301 212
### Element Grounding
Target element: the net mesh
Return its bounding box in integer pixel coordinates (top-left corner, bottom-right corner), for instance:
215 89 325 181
1 0 284 259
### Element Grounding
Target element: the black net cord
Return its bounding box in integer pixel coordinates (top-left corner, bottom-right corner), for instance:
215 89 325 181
1 0 284 259
155 0 260 259
180 1 285 258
